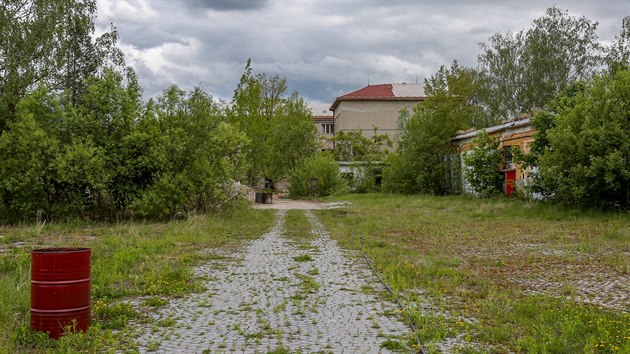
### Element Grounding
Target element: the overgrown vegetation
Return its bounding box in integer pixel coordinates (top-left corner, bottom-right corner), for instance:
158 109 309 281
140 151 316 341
0 2 318 221
463 131 503 198
288 154 346 198
318 194 629 352
228 59 319 189
477 7 604 121
330 130 392 162
0 207 274 352
383 7 630 210
526 72 630 209
383 61 479 195
0 77 251 220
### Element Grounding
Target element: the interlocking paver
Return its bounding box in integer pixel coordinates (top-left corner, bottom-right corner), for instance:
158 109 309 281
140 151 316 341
134 210 411 353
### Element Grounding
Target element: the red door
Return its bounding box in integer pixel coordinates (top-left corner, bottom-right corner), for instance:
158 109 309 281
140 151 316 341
505 171 516 196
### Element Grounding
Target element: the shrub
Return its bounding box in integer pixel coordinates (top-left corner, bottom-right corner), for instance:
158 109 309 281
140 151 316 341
463 131 503 198
533 71 630 209
288 154 346 197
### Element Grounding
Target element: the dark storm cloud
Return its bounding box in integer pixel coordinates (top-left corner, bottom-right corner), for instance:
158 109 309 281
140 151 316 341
96 0 629 103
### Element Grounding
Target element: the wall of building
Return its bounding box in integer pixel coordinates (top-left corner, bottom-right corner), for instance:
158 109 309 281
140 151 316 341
334 100 421 138
454 121 538 196
314 116 334 150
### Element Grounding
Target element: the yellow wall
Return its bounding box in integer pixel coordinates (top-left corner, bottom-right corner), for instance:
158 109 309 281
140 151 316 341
457 124 538 184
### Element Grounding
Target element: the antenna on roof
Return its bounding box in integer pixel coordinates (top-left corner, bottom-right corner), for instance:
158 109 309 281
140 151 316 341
367 72 370 86
415 72 418 85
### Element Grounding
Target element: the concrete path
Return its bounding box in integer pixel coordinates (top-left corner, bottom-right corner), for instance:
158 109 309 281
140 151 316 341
251 197 350 210
134 210 410 353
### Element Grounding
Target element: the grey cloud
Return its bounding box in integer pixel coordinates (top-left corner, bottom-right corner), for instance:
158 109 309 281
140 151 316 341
185 0 268 11
118 23 186 49
101 0 628 103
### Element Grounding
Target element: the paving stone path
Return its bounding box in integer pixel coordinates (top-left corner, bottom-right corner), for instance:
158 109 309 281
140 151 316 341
134 210 411 353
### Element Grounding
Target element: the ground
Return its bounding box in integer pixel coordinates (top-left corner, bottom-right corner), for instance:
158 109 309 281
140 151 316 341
1 194 627 353
130 203 413 353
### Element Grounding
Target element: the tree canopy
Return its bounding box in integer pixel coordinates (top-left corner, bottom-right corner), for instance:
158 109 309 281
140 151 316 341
530 71 630 209
0 2 318 221
383 61 480 194
229 59 318 188
0 0 124 135
478 6 602 121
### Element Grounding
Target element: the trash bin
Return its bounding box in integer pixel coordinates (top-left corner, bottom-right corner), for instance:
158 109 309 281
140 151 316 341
263 193 273 204
255 192 263 203
31 248 91 339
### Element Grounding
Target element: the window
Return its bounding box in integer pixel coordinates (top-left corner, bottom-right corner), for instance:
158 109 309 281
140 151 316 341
503 146 513 164
321 123 333 135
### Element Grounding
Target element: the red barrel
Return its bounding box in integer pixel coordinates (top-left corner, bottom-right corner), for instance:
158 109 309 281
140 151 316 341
31 248 91 339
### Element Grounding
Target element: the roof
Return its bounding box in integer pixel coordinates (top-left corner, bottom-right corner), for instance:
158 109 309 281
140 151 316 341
451 117 532 142
330 83 425 111
313 115 334 122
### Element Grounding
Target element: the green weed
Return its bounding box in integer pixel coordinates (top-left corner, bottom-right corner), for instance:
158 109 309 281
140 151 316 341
143 296 168 307
284 210 314 242
0 208 274 352
293 254 313 262
317 193 630 352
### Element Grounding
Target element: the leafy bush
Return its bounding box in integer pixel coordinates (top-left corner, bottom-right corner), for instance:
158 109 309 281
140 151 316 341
533 70 630 209
0 79 250 221
463 131 503 198
288 154 346 197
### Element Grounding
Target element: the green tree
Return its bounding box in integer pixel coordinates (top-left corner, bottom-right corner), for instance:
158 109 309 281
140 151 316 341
0 109 58 219
1 69 144 218
265 93 318 183
519 82 587 174
331 130 392 162
132 86 249 218
463 131 503 198
80 68 148 213
51 139 107 216
0 0 124 135
229 60 317 188
478 6 602 121
533 71 630 209
606 16 630 75
383 61 481 194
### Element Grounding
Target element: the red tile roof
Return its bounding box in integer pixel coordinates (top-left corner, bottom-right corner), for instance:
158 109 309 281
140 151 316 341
330 83 425 111
340 84 395 98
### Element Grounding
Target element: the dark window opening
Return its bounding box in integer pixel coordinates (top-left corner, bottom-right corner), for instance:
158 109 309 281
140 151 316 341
503 146 513 164
321 124 334 135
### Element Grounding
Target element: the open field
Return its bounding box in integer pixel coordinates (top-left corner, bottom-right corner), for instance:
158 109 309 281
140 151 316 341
0 206 274 352
317 194 629 353
1 194 628 353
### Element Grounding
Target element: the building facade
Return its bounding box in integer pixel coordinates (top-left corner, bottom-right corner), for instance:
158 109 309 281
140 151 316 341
330 83 425 139
309 103 335 151
452 116 537 196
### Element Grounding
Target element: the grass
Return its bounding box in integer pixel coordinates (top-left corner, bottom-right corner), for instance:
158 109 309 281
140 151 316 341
0 206 274 353
283 210 315 243
317 193 630 353
293 254 313 262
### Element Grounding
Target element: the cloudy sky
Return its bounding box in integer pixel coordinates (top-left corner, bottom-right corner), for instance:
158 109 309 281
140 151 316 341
95 0 629 106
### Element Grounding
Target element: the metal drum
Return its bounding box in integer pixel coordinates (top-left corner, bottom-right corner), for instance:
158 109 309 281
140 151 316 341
31 248 91 339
